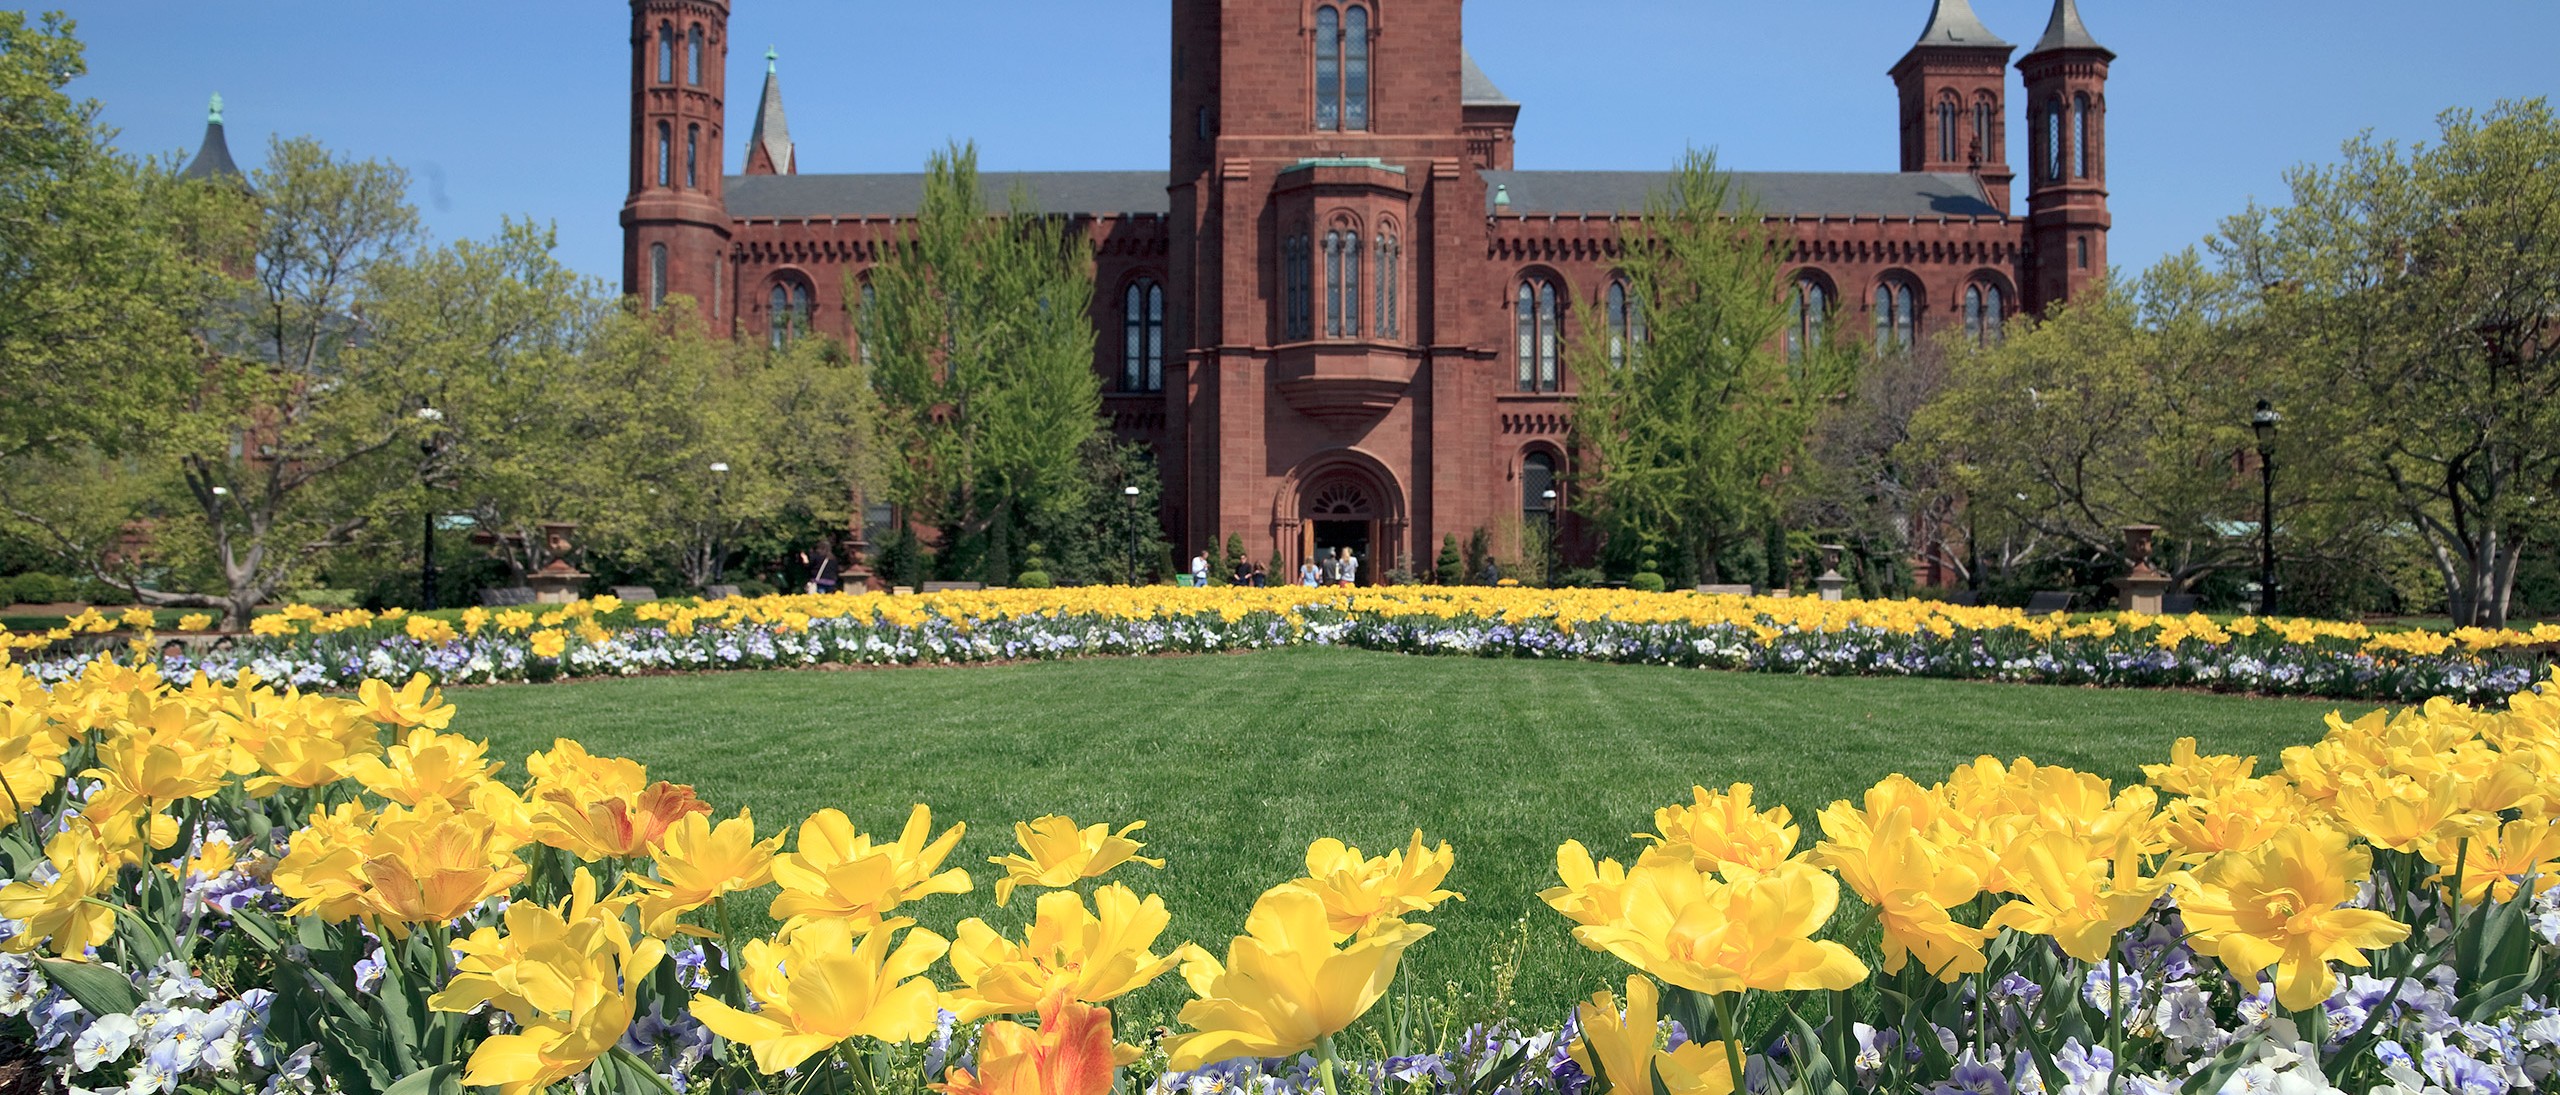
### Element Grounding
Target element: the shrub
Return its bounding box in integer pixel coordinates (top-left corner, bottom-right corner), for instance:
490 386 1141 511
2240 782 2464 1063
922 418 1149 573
734 579 778 598
1016 570 1055 589
1435 534 1464 586
1629 572 1666 593
9 572 75 605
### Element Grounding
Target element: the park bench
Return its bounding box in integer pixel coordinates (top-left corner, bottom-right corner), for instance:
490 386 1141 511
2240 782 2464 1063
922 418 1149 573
702 584 741 600
2025 591 2077 614
920 581 986 593
1941 590 1984 607
2160 594 2201 614
1694 584 1756 596
478 587 537 607
610 586 659 603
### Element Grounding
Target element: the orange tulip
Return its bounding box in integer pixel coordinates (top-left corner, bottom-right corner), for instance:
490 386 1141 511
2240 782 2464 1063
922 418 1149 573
936 991 1132 1095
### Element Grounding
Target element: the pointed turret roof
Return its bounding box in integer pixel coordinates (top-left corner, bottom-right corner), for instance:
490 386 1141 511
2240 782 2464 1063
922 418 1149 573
1911 0 2009 49
1461 50 1515 107
181 94 241 182
746 48 795 176
2028 0 2112 56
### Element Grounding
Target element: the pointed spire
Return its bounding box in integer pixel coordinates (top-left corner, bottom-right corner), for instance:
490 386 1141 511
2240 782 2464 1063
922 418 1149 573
2028 0 2112 57
182 93 242 182
1912 0 2009 49
744 48 795 176
1460 50 1515 106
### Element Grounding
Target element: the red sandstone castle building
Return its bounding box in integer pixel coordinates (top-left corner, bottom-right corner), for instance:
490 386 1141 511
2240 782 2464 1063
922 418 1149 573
620 0 2115 578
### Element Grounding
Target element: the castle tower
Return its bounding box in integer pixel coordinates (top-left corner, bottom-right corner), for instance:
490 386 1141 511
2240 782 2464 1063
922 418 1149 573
2018 0 2113 310
1889 0 2014 211
622 0 732 323
742 48 795 176
182 94 243 182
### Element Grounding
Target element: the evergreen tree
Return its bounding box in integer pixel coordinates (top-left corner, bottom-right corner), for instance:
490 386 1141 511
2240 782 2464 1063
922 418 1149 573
1436 533 1464 586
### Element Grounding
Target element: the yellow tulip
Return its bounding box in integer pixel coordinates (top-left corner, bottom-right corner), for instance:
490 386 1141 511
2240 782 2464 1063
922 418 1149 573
1638 783 1802 876
345 727 503 807
1292 830 1462 939
625 810 783 937
1982 830 2173 964
768 805 972 935
0 826 117 957
2426 816 2560 904
1569 976 1736 1095
431 870 662 1095
356 673 456 730
1166 883 1430 1069
2158 778 2312 861
1541 840 1637 930
690 921 949 1074
176 613 214 632
1564 856 1866 996
529 781 711 862
946 884 1202 1020
524 738 646 801
2142 738 2260 798
2179 826 2411 1011
529 629 567 659
987 816 1164 906
1814 807 1989 982
274 799 527 935
2331 773 2471 852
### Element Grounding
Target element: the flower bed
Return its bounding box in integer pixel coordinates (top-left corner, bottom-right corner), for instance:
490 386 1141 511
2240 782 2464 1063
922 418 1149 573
10 589 2558 706
3 646 2560 1092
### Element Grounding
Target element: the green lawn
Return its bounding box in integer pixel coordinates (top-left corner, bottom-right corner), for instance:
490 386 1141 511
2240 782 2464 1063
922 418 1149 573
444 646 2350 1030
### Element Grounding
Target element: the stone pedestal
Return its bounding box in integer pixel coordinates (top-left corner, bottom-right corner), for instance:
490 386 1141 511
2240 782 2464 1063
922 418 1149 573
1815 543 1849 602
528 522 588 604
2113 524 2170 613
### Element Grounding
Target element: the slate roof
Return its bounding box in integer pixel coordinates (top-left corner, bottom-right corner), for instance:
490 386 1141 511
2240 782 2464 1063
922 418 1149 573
1911 0 2010 49
750 53 794 172
725 171 1171 219
182 119 240 181
1481 170 2003 218
2029 0 2111 56
1461 50 1515 106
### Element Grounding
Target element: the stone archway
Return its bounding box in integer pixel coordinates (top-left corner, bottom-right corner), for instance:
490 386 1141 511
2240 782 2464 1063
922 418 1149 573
1275 453 1407 585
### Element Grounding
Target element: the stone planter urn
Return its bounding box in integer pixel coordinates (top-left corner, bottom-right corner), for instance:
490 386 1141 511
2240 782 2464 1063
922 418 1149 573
527 522 589 604
1815 544 1850 602
2112 524 2173 614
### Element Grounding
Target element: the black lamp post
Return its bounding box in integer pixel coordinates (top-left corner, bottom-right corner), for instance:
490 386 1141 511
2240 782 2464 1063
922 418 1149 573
1540 488 1559 586
708 461 731 585
1123 485 1141 585
2252 400 2280 617
416 406 445 610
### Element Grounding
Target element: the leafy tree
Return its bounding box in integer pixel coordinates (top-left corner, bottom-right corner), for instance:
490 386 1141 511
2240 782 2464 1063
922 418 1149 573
2215 99 2560 626
864 143 1102 586
1021 437 1168 586
1567 150 1854 583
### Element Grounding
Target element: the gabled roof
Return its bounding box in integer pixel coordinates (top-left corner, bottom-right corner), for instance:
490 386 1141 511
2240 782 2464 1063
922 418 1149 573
182 94 241 182
1911 0 2010 49
749 49 794 174
1461 50 1515 107
1481 170 2003 219
725 171 1171 219
2028 0 2112 56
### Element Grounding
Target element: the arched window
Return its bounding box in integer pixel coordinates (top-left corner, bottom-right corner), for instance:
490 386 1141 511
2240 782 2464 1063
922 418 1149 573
1517 277 1560 392
1872 281 1916 352
1963 281 2005 346
655 123 671 187
649 244 668 309
1314 6 1341 131
1123 280 1165 393
686 25 704 86
1323 232 1343 338
1787 276 1829 365
1320 228 1361 338
1937 99 1959 163
1283 234 1313 341
1374 232 1400 338
1974 99 1996 163
1523 451 1557 516
657 22 675 83
856 279 877 364
768 280 812 349
685 125 699 188
2073 93 2092 178
1341 231 1360 336
1606 279 1644 369
2044 96 2065 182
1343 5 1370 131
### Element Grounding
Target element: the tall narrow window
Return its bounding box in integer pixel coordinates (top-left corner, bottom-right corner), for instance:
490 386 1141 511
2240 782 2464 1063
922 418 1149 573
1965 282 2005 344
1606 281 1630 369
656 123 671 187
857 280 877 364
1975 100 1996 162
1122 280 1166 392
1516 283 1536 391
2077 235 2091 270
1937 100 1958 163
2073 93 2092 178
649 244 668 309
2044 97 2065 181
769 281 811 349
1374 234 1399 338
1342 232 1361 337
658 22 675 83
1314 6 1341 131
685 125 699 188
1323 232 1344 338
1963 286 1983 345
1343 5 1370 131
1983 284 2003 341
1145 281 1165 391
1788 277 1827 364
1873 282 1915 351
1516 278 1558 391
687 25 703 85
1284 235 1313 341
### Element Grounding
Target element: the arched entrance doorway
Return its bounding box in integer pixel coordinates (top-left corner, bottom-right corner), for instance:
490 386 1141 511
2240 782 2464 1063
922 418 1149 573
1281 457 1405 585
1306 479 1377 585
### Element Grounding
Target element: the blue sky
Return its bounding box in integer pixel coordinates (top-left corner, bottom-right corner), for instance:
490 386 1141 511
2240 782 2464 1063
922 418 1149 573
52 1 2560 288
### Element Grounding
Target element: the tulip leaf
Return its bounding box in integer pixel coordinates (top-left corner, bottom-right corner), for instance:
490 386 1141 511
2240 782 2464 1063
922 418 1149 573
1779 1003 1846 1095
2178 1038 2259 1095
382 1062 465 1095
604 1048 684 1095
37 956 140 1016
229 906 285 952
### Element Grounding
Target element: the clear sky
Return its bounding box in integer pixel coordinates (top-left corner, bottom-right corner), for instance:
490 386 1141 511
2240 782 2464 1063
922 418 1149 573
49 1 2560 289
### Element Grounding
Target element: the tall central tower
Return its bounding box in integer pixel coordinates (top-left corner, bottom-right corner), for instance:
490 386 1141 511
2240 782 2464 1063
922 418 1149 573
622 0 733 324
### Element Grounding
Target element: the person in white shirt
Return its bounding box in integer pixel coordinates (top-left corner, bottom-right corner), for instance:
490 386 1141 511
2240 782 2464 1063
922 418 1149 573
1191 551 1211 587
1299 559 1323 587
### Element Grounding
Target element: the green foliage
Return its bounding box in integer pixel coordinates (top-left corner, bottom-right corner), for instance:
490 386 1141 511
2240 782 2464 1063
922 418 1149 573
1016 570 1055 589
1465 527 1494 585
1436 534 1464 586
1567 149 1855 584
1762 524 1790 591
1628 572 1666 593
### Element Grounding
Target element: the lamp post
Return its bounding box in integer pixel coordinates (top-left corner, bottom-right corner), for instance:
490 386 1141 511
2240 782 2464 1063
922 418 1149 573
2251 400 2280 617
416 407 445 610
1540 488 1559 586
1123 485 1142 585
708 462 731 586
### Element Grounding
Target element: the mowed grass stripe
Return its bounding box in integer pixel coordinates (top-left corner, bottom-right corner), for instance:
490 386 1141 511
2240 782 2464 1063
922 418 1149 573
445 646 2342 1025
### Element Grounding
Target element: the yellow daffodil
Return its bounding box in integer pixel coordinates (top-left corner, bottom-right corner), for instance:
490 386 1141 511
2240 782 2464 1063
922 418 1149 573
1166 883 1431 1069
1638 783 1802 875
625 810 783 937
946 883 1203 1020
988 816 1164 906
769 805 972 935
2179 826 2412 1011
355 673 456 730
0 826 116 957
1560 856 1866 996
690 920 949 1074
1569 976 1736 1095
935 991 1134 1095
1292 830 1462 939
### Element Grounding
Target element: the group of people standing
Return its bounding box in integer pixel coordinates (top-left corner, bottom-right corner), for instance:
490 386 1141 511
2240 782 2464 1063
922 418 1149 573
1187 547 1363 587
